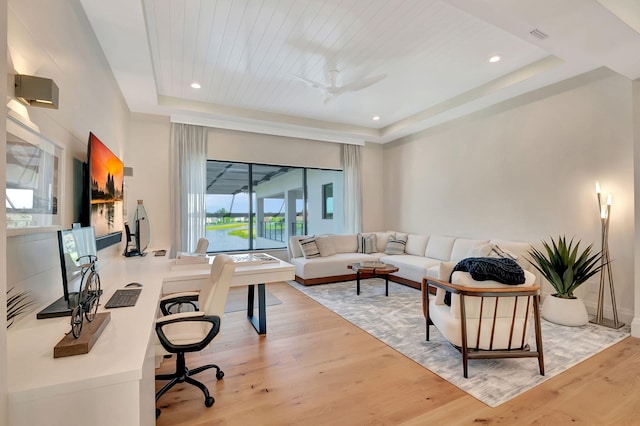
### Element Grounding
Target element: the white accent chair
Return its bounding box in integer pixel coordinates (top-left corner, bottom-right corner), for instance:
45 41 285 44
155 254 236 417
421 263 544 378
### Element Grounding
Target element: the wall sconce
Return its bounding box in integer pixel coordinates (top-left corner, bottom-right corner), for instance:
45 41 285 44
592 181 624 329
14 74 59 109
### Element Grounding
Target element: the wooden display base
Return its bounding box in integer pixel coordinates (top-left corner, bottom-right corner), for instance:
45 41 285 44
53 312 111 358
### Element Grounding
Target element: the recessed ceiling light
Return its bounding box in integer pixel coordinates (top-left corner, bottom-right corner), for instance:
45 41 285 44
372 115 380 121
489 55 501 63
190 82 201 89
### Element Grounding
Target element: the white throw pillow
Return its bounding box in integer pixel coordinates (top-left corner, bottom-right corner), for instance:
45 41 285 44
439 261 457 281
298 236 321 259
357 233 377 254
373 232 393 252
315 235 337 257
468 243 493 258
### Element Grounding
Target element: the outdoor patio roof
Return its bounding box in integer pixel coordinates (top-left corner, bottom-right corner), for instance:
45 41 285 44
206 162 294 195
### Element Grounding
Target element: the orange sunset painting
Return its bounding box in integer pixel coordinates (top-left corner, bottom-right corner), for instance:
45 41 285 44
89 133 124 237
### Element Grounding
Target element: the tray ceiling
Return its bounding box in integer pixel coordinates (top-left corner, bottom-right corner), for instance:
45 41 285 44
80 0 640 144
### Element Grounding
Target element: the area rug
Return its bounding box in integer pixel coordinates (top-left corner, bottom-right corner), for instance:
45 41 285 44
224 287 282 313
288 279 630 407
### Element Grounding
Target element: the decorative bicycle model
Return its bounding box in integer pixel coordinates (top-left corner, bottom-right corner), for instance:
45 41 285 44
68 255 101 338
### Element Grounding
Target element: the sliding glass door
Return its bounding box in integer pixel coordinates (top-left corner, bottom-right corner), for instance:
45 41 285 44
204 160 342 253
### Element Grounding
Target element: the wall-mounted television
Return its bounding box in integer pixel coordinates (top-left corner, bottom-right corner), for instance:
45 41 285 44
81 132 124 250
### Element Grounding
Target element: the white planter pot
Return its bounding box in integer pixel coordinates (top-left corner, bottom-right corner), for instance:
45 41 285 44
541 294 589 326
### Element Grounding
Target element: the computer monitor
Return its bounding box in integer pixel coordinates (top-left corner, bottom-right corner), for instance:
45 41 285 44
135 213 150 256
123 221 139 257
37 226 98 319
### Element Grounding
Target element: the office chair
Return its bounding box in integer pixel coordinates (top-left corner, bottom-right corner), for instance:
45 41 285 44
194 237 209 254
155 254 236 417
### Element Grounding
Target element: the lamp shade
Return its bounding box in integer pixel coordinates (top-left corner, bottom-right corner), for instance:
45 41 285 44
14 74 59 109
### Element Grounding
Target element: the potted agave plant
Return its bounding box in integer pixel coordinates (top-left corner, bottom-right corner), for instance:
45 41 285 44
528 236 605 326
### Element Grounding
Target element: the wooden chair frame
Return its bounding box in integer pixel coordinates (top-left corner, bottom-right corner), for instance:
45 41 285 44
422 277 544 378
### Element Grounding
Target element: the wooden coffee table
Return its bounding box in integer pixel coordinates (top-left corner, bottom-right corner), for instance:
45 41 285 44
348 263 399 296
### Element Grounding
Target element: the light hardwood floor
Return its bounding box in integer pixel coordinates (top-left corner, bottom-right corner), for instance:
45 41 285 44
155 282 640 425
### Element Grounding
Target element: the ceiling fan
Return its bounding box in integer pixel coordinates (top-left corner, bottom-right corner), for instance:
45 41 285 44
291 69 387 103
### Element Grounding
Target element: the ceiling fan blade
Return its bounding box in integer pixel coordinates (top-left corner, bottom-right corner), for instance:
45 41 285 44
290 73 325 90
331 73 387 96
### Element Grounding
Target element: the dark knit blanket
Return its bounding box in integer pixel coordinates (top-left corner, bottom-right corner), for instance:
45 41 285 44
451 257 525 284
443 257 525 306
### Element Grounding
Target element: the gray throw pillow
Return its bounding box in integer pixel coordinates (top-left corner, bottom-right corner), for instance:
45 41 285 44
357 234 377 254
298 236 321 259
384 235 407 255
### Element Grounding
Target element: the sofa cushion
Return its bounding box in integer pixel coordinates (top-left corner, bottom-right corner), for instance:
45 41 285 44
450 238 490 262
357 233 377 254
298 236 321 259
330 234 358 254
425 236 456 261
405 234 429 256
381 254 440 283
373 232 393 252
385 234 407 255
290 253 381 280
316 235 337 257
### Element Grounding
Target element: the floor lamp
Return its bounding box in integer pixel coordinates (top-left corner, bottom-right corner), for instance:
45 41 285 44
590 182 624 329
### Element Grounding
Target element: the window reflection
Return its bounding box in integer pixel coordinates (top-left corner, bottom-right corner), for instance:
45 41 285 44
6 117 61 228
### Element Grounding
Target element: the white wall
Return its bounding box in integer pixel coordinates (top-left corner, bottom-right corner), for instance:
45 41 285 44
633 79 640 337
384 69 635 323
126 114 171 250
4 0 130 364
361 142 384 232
307 169 344 234
1 0 8 422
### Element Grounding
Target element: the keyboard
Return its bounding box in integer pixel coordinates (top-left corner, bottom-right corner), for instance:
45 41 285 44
104 289 142 309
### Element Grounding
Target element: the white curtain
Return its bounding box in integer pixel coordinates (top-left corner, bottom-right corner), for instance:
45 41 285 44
169 123 207 256
342 144 362 234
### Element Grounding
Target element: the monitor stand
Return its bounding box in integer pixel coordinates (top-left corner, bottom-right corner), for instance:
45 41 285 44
36 293 78 319
36 290 102 319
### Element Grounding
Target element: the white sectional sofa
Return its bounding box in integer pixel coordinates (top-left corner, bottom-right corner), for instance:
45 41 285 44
288 232 534 289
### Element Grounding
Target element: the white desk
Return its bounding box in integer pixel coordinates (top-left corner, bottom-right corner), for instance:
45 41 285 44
163 258 295 334
7 254 294 426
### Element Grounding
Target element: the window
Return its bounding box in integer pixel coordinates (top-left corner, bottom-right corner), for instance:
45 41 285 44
322 183 333 219
6 116 62 230
204 160 343 252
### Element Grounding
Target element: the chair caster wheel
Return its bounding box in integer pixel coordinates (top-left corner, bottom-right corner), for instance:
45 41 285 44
205 396 215 407
156 408 161 418
216 370 224 380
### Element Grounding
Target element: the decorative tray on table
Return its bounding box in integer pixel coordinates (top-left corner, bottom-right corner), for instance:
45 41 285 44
359 261 387 268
